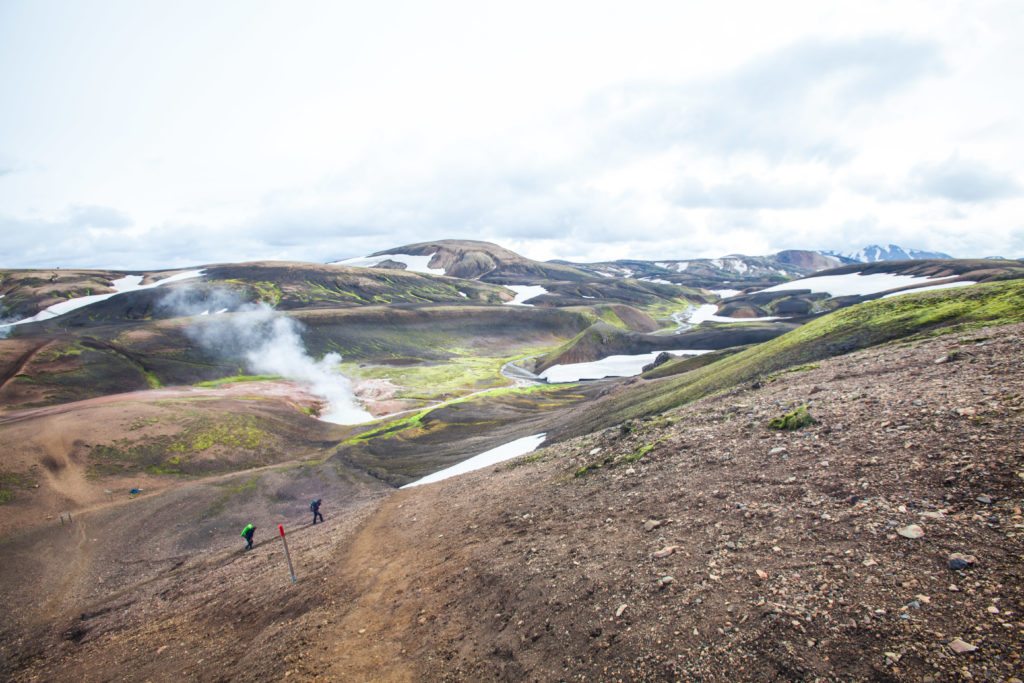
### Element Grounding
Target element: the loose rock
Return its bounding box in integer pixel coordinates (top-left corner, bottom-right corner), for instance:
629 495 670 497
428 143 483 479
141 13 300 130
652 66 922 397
897 524 924 539
947 638 977 654
947 553 977 570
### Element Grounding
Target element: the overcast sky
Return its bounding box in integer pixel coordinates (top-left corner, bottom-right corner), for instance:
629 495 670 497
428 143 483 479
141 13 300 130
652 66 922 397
1 0 1022 269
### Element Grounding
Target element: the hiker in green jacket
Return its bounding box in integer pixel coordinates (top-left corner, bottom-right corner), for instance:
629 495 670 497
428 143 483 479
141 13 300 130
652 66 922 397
241 523 256 550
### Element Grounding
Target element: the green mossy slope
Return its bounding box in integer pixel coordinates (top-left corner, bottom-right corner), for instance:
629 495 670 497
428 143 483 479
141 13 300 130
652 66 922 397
561 280 1024 436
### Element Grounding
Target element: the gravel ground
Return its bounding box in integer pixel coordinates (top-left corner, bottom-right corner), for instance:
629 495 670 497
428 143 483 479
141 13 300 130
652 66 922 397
5 323 1022 682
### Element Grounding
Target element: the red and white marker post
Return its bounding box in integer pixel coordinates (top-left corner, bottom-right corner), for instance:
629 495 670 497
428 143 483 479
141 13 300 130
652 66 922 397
278 524 297 583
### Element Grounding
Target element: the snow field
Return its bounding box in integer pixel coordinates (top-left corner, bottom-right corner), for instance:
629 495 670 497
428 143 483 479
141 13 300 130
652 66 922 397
541 349 712 383
331 252 446 275
504 285 549 306
760 271 963 298
401 433 547 488
1 269 205 327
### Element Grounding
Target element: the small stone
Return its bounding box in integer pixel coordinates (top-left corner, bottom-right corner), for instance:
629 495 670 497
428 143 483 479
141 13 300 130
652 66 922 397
862 558 878 567
769 446 787 455
657 576 675 588
643 519 665 532
884 651 901 663
615 603 627 618
897 524 925 539
975 494 993 504
156 645 168 655
986 605 999 614
652 545 679 559
948 553 977 570
956 407 977 417
755 569 768 580
947 637 977 654
921 511 945 520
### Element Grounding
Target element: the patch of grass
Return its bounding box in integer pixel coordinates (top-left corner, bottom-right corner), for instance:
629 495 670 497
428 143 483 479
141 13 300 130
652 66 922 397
622 443 655 462
37 341 86 361
640 296 705 326
340 344 558 401
575 440 658 477
768 405 816 430
596 307 627 329
170 416 265 452
765 363 820 382
89 414 271 477
0 470 38 504
195 374 280 388
346 383 571 445
249 281 283 306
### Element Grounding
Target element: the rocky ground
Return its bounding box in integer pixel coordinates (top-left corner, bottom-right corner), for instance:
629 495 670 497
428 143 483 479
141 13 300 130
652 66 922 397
3 323 1022 682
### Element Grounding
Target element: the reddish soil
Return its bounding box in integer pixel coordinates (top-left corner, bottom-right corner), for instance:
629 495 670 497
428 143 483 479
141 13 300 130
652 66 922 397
3 324 1022 681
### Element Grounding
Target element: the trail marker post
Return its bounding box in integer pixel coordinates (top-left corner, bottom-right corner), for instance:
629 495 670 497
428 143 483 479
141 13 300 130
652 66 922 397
278 524 297 583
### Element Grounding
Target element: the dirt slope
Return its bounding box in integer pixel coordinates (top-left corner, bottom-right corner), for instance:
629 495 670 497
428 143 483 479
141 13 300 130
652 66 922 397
4 324 1022 681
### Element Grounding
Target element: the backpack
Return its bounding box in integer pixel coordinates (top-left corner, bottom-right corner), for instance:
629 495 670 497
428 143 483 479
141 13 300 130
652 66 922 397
310 500 317 511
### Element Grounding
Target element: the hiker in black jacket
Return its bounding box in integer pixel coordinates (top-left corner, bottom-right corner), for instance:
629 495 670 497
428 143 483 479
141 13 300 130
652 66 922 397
311 498 323 524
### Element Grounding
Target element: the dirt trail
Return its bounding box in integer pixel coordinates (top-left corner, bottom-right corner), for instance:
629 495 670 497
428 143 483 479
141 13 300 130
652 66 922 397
42 518 92 622
315 494 427 682
0 339 53 392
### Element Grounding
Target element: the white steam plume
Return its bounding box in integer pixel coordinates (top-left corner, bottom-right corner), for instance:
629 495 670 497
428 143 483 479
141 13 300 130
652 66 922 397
166 287 371 425
239 312 372 424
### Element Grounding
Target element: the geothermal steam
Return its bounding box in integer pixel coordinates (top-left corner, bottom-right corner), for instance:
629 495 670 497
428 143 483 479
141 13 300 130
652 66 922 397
164 288 371 424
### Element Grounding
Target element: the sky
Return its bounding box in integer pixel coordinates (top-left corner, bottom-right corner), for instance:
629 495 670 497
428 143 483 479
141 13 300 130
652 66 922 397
0 0 1022 269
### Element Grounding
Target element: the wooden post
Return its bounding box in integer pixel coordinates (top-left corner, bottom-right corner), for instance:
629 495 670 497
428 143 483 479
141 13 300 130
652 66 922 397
278 524 297 583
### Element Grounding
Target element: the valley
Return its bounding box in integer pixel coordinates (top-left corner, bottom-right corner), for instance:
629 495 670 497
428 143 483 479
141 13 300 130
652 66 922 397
1 240 1022 681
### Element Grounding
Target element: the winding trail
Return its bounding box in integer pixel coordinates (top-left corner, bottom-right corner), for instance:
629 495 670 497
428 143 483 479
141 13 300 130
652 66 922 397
0 339 54 392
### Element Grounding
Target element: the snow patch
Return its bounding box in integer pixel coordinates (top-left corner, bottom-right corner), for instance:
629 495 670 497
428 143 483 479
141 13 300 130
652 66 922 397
711 289 742 298
1 269 205 327
541 350 713 383
401 433 547 488
331 252 446 276
760 272 957 297
504 285 548 306
640 277 675 285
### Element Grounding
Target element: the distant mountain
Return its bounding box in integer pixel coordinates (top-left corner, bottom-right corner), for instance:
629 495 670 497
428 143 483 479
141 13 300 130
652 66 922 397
332 239 593 283
824 244 954 263
569 250 843 289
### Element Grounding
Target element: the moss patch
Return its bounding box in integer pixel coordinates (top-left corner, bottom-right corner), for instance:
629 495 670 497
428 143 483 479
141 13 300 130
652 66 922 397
768 405 816 430
89 414 273 477
0 470 37 504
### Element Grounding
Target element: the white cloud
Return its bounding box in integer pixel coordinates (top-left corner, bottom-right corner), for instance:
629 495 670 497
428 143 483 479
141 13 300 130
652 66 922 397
0 1 1022 267
910 156 1021 202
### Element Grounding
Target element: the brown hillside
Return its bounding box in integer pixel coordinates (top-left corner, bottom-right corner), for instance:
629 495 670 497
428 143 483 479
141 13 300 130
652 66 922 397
3 323 1021 681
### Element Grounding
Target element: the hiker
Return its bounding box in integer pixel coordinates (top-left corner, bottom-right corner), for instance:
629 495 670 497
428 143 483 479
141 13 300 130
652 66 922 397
241 523 256 550
311 498 323 524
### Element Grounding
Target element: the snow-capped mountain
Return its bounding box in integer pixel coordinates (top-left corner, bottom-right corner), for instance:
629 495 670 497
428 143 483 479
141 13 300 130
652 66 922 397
824 244 953 263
